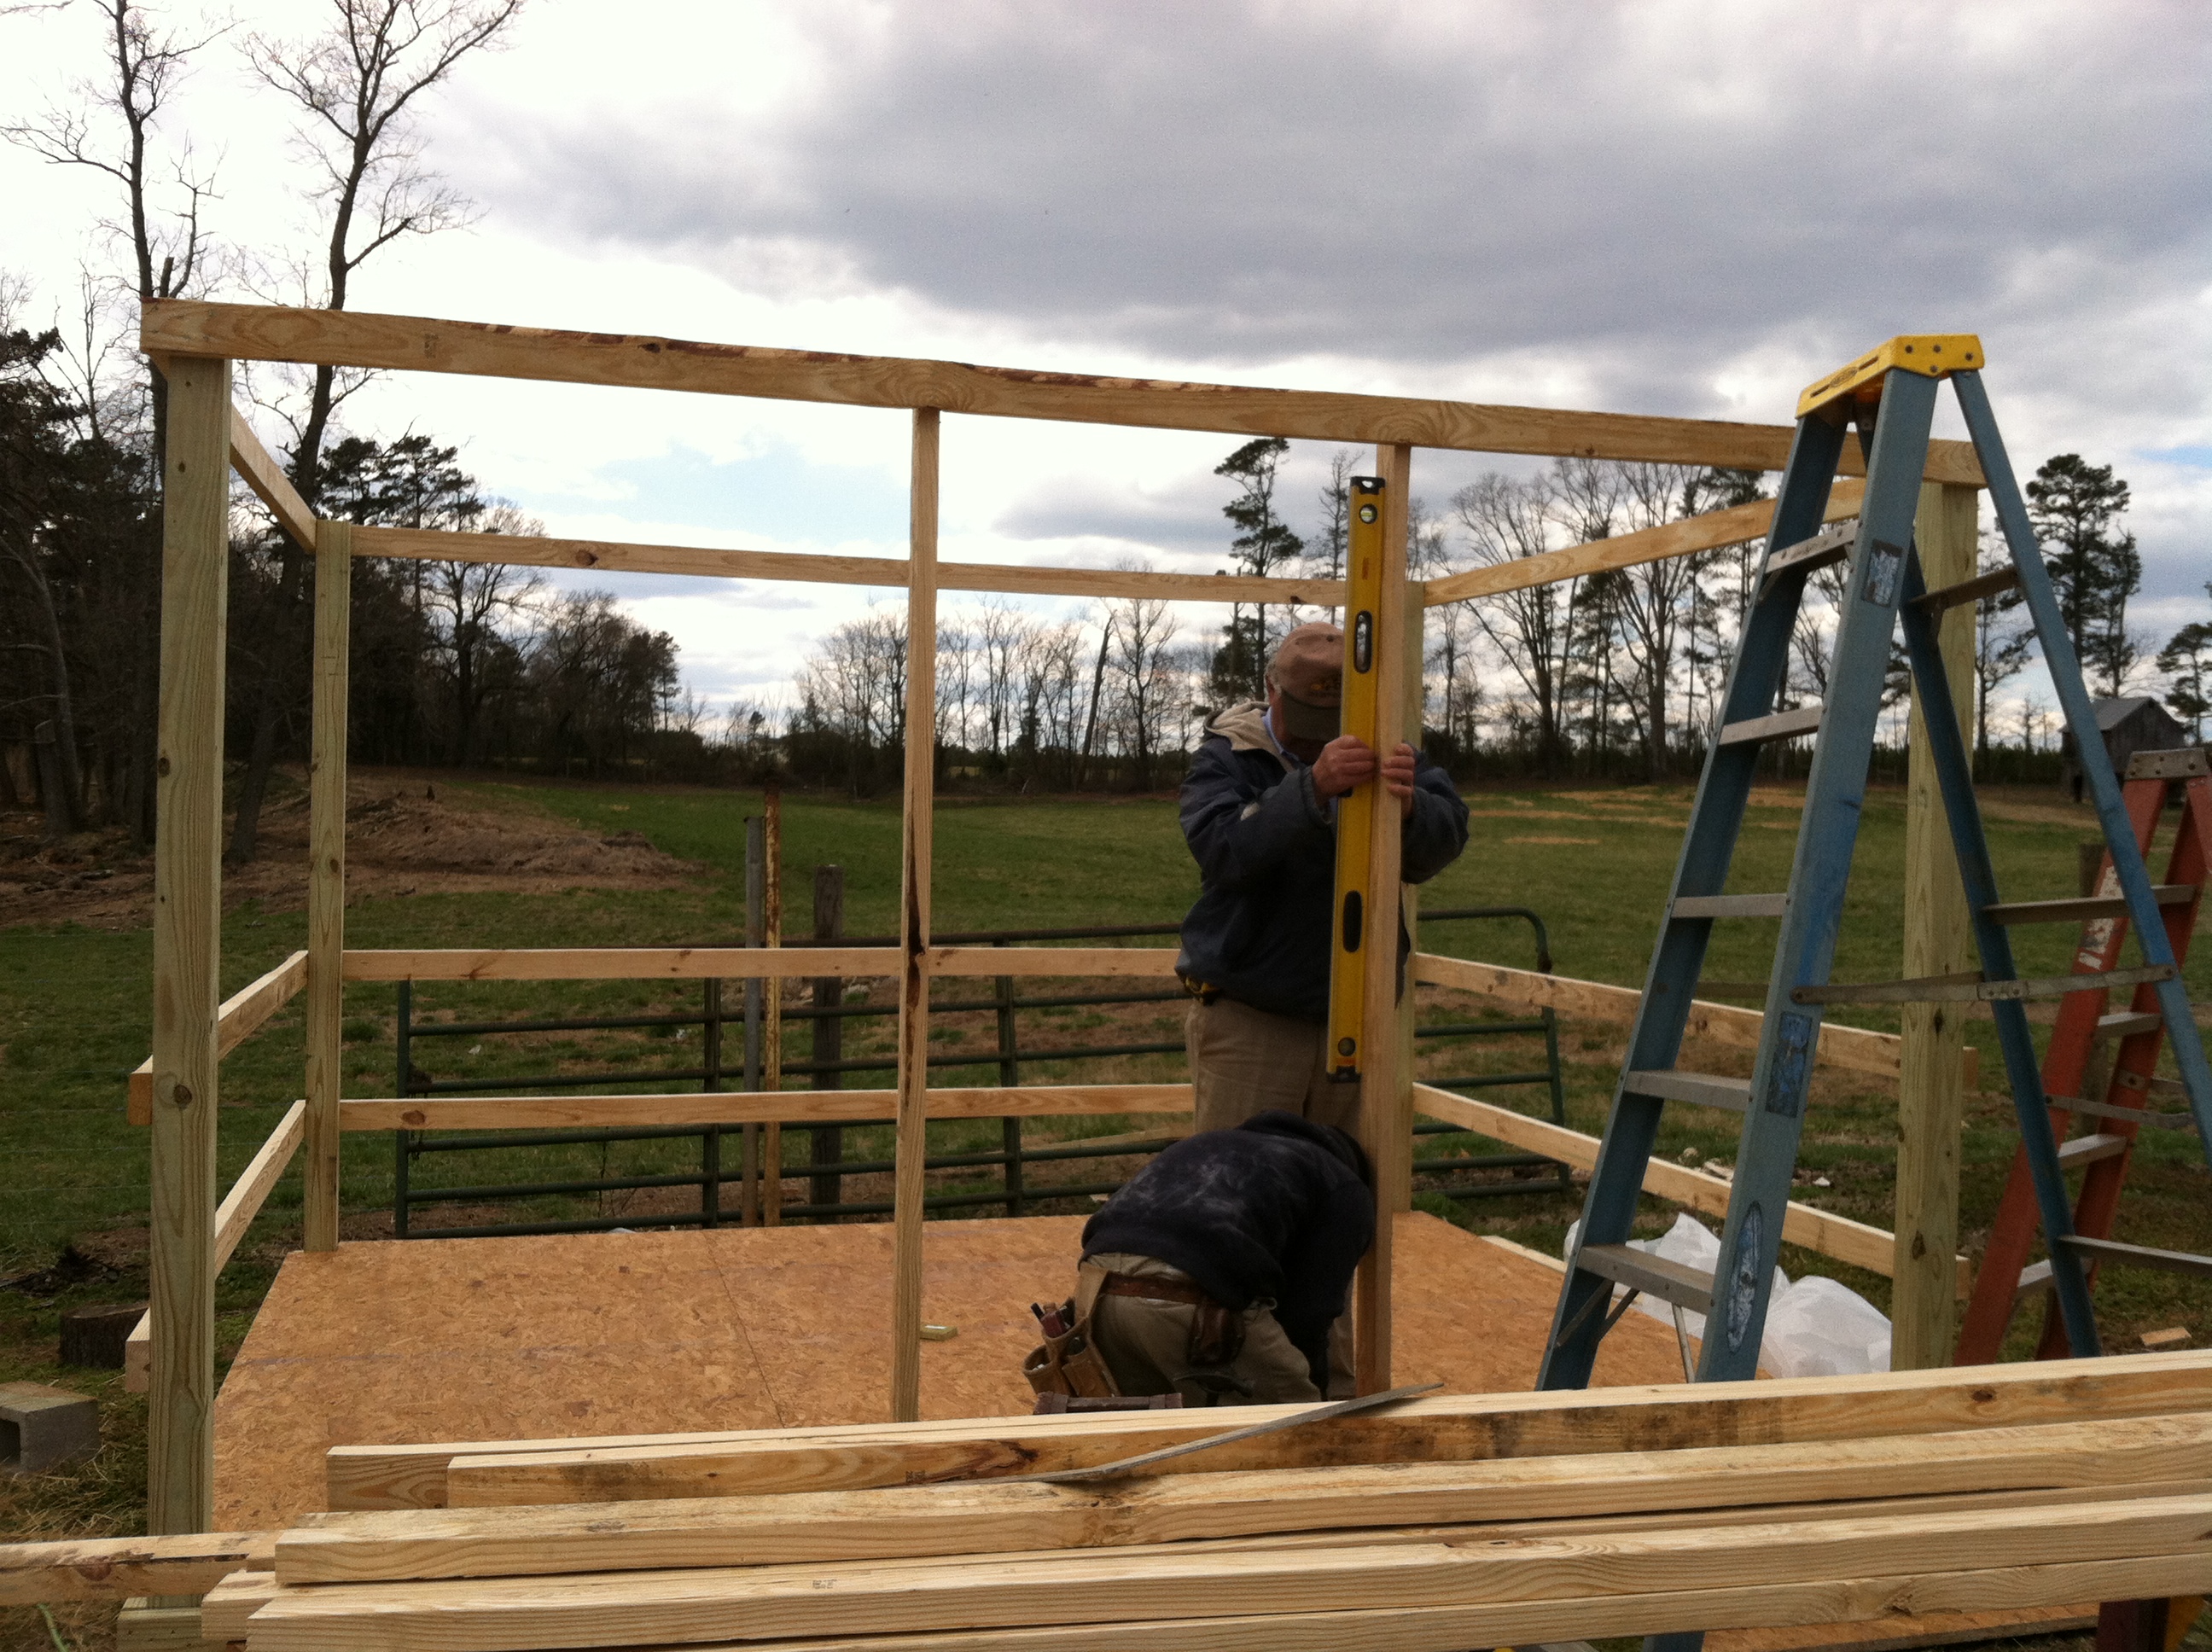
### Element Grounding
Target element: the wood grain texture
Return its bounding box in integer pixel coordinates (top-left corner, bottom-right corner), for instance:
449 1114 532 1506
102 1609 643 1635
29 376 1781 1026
1423 484 1867 605
348 523 1340 607
0 1532 274 1607
304 520 351 1250
923 946 1179 978
138 300 1987 480
150 353 230 1539
1392 603 1426 1216
201 1569 280 1641
340 947 901 981
226 408 314 550
1892 481 1979 1369
128 951 309 1123
335 1085 1194 1131
893 409 940 1423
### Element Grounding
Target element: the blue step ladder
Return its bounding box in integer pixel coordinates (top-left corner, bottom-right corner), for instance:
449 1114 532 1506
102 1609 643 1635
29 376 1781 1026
1537 334 2212 1411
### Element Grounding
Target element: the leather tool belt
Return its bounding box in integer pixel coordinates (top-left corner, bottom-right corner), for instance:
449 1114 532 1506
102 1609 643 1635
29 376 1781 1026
1102 1272 1246 1368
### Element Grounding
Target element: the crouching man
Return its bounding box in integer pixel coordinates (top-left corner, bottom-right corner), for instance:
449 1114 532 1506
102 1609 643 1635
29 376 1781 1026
1077 1110 1374 1405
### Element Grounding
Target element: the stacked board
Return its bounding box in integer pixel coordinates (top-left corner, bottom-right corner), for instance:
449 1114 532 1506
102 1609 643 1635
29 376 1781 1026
10 1352 2212 1650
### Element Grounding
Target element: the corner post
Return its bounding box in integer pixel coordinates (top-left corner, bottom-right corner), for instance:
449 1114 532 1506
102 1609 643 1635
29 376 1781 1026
1893 480 1979 1367
149 357 230 1537
1353 441 1413 1392
1391 598 1427 1215
891 408 940 1422
304 518 351 1252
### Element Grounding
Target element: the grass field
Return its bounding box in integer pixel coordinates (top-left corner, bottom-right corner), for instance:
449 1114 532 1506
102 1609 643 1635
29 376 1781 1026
2 768 2209 1649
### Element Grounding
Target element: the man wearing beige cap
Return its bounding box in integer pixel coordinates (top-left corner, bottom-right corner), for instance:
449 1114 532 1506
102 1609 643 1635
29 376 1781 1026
1175 620 1470 1135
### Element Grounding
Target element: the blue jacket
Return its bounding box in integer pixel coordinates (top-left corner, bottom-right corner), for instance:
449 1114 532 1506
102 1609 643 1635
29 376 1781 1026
1175 701 1470 1023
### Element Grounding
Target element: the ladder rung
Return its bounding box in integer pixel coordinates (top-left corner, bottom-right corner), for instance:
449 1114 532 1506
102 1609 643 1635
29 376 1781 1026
1793 963 2174 1006
2048 1093 2195 1132
2057 1234 2212 1281
2128 747 2209 782
2054 1131 2130 1170
1759 522 1855 594
1623 1070 1751 1112
1574 1242 1715 1315
1913 565 2019 612
2095 1010 2164 1041
2012 1259 2052 1306
1719 705 1824 748
1983 885 2195 926
1673 893 1789 920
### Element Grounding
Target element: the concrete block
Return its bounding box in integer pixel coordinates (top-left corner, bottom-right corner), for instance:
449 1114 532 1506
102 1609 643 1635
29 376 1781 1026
0 1379 101 1474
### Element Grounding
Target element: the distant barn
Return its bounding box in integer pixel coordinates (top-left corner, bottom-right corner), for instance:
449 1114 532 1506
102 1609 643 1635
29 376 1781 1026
2059 695 2190 800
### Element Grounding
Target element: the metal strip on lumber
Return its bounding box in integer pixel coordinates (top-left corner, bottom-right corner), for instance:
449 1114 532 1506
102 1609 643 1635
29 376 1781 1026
1792 965 2175 1006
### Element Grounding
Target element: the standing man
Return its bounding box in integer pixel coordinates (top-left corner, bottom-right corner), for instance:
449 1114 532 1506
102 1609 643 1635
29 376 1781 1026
1177 621 1470 1135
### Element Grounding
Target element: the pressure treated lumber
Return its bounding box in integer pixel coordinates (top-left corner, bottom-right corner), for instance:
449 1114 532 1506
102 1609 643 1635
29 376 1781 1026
335 1083 1193 1131
1423 484 1865 606
432 1349 2212 1506
349 523 1340 607
0 1532 274 1606
232 1497 2212 1652
1412 1084 1969 1293
128 950 308 1123
226 408 315 551
140 300 1986 482
304 519 351 1251
150 352 230 1540
923 946 1179 978
340 946 900 981
202 1570 280 1642
276 1415 2212 1584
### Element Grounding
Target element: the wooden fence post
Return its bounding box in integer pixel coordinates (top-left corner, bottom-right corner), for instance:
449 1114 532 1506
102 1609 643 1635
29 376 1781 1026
1392 602 1427 1216
1893 480 1979 1368
149 356 230 1538
892 408 940 1422
304 518 351 1252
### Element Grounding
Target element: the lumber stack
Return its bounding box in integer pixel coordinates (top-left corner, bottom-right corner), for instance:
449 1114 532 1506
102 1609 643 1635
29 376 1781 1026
9 1353 2212 1651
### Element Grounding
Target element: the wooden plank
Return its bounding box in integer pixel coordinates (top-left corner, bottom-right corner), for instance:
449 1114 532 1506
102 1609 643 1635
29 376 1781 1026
150 352 231 1541
304 520 351 1250
348 523 1339 607
1413 1085 1963 1291
139 301 1987 481
129 951 310 1124
1392 602 1427 1216
1423 485 1867 607
114 1599 214 1652
923 946 1179 978
225 408 315 551
233 1498 2212 1652
277 1415 2212 1585
893 408 940 1424
0 1533 275 1606
1720 706 1827 748
201 1570 280 1642
341 947 902 981
434 1349 2212 1507
335 1084 1194 1132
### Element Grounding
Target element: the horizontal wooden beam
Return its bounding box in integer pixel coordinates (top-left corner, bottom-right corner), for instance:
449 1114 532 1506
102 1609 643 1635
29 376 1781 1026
1423 483 1865 607
0 1531 275 1606
128 949 309 1124
925 946 1181 979
338 1084 1193 1132
341 946 1180 981
349 524 1343 606
1413 1085 1968 1294
141 301 1985 481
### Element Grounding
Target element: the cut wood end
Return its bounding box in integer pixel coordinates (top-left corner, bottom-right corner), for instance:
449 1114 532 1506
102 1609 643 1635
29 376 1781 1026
2144 1328 2193 1351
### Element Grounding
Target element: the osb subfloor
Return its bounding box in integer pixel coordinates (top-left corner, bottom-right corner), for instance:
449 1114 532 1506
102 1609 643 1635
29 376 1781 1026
212 1210 1688 1531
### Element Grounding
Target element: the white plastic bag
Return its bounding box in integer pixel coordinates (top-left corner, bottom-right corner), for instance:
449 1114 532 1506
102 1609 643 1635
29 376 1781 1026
1758 1273 1893 1377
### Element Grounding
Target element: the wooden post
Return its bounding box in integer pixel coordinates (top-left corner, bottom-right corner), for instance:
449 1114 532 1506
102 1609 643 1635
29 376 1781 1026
891 408 940 1422
1391 602 1426 1217
742 816 764 1224
811 865 846 1211
1893 480 1979 1369
1353 442 1413 1393
149 356 230 1539
303 519 351 1252
762 788 783 1227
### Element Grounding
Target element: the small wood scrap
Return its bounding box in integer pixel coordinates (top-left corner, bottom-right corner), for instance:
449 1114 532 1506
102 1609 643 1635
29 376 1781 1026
2144 1327 2192 1350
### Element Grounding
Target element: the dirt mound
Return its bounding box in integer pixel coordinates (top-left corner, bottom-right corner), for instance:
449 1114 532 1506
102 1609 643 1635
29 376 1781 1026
0 771 701 931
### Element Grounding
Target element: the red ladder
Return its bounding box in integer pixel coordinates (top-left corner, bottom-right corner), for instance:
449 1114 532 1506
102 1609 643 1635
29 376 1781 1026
1955 749 2211 1365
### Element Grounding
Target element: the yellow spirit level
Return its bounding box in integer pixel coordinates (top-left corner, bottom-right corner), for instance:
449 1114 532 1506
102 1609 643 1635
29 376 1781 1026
1326 475 1387 1083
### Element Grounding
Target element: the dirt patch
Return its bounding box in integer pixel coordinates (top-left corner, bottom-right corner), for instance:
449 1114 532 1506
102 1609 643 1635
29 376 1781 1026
0 771 702 931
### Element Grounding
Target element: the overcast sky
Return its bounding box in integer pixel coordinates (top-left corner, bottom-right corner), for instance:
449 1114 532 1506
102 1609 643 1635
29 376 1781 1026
3 0 2207 724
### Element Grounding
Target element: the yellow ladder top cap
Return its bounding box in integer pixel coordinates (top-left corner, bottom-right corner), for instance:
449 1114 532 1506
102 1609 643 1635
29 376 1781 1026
1797 334 1986 419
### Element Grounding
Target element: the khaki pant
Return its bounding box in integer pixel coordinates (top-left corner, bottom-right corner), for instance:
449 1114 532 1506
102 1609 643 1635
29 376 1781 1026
1182 995 1362 1398
1085 1253 1320 1406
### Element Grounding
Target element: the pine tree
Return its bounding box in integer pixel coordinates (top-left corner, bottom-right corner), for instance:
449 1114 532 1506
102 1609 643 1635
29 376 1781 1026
2026 454 2139 695
2157 585 2212 742
1214 437 1305 695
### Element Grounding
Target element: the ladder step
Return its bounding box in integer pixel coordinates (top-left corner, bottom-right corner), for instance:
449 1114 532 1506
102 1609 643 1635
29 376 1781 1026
1718 705 1824 748
2012 1259 2052 1306
2095 1010 2165 1041
2054 1131 2130 1170
1913 565 2019 612
1758 522 1855 596
2048 1093 2195 1132
1792 963 2174 1005
1983 885 2195 925
2057 1234 2212 1281
1574 1242 1715 1315
2127 747 2210 782
1673 893 1789 920
1622 1070 1751 1112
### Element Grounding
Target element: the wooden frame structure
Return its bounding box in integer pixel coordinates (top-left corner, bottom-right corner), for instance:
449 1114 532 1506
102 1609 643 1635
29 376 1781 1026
132 298 1985 1540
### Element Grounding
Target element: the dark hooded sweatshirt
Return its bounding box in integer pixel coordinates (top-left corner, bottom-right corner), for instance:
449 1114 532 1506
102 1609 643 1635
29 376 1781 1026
1175 701 1470 1023
1080 1111 1376 1387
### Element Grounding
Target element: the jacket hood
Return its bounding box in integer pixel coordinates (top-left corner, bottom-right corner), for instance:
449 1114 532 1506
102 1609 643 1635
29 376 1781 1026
1204 700 1283 759
1236 1108 1371 1187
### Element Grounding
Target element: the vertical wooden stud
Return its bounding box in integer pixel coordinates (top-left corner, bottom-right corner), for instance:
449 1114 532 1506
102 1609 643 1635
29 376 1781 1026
1390 600 1426 1217
1893 480 1979 1368
149 357 230 1538
891 408 940 1422
1353 441 1412 1393
303 519 351 1253
762 787 783 1227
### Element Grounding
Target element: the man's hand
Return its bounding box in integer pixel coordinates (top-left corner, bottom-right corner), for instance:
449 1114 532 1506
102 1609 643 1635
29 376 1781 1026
1313 738 1420 817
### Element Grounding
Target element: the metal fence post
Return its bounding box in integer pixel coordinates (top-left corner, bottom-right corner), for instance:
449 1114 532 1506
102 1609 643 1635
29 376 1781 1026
811 864 846 1213
994 938 1023 1216
701 978 723 1227
393 980 414 1239
742 814 764 1224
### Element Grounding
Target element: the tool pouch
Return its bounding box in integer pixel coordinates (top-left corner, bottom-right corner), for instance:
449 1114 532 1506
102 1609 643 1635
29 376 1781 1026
1186 1299 1247 1368
1022 1264 1121 1399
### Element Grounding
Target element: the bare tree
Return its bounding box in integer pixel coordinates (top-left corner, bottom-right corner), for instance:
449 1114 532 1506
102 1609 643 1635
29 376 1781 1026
1452 471 1574 773
1106 595 1182 791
